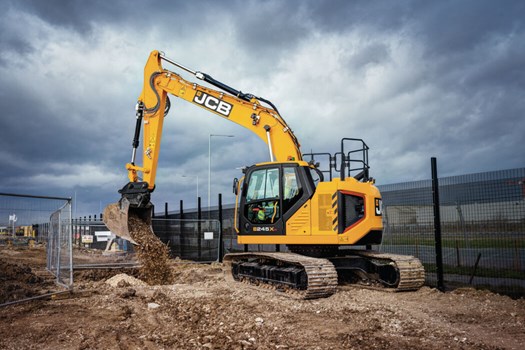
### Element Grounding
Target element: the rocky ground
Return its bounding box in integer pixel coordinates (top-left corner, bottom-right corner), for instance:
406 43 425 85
0 246 524 350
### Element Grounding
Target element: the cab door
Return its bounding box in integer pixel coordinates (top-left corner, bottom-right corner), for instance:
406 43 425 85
238 164 313 236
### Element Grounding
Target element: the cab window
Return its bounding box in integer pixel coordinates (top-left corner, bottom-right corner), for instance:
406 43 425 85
283 167 302 212
245 167 280 224
246 168 279 202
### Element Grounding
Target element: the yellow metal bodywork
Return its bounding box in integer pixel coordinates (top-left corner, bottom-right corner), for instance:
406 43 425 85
126 50 383 247
127 50 302 189
238 176 382 245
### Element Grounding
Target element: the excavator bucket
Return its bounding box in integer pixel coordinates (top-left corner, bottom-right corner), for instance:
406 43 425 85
103 198 152 245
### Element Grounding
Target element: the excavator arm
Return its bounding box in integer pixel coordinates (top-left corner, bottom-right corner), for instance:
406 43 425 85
128 50 302 189
104 50 304 242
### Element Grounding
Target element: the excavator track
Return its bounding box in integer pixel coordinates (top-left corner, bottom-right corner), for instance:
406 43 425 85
223 252 338 299
223 250 425 299
331 250 425 292
359 251 425 291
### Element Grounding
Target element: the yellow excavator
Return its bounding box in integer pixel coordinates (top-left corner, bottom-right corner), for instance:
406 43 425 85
104 50 424 298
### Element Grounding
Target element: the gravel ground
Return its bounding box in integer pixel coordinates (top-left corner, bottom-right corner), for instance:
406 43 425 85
0 246 524 350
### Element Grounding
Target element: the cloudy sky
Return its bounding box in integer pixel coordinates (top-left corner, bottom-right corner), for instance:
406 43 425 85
0 0 524 217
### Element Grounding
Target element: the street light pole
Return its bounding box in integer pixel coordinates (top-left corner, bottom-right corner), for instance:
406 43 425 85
208 134 234 217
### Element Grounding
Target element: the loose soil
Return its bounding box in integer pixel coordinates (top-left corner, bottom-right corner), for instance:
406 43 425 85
0 246 524 350
128 214 173 285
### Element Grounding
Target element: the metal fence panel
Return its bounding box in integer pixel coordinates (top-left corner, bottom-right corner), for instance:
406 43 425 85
0 193 72 290
378 168 525 295
0 193 69 245
47 201 73 288
153 219 221 262
378 179 437 284
72 220 120 251
73 218 222 262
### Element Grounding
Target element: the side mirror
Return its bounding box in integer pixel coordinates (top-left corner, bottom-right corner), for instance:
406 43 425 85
232 178 239 195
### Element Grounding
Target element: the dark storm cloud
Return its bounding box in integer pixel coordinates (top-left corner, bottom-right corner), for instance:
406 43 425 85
302 0 525 53
11 0 228 34
0 26 33 60
10 0 147 34
0 74 128 166
0 0 524 214
305 0 414 33
413 1 525 56
227 1 311 56
15 0 100 33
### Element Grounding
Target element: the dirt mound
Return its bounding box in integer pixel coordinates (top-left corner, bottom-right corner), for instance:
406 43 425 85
0 259 43 304
106 273 146 287
171 263 224 284
128 214 173 285
74 268 140 282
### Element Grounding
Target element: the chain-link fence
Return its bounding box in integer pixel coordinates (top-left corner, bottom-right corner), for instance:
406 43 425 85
0 193 72 290
47 201 73 288
72 219 127 251
153 219 221 262
378 168 525 295
72 217 222 262
0 193 70 245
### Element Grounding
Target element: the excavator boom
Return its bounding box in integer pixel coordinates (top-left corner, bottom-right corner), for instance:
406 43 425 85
104 50 303 243
128 50 302 188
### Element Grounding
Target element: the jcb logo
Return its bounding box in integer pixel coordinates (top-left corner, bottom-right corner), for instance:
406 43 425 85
193 91 232 117
375 198 383 216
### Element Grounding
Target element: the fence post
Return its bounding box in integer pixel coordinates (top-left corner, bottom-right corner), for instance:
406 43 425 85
73 219 77 247
68 199 73 287
164 202 168 250
455 239 461 267
179 200 184 258
77 218 81 247
218 193 224 262
514 240 522 271
431 157 445 291
198 197 202 260
469 253 482 284
415 234 420 258
83 216 87 248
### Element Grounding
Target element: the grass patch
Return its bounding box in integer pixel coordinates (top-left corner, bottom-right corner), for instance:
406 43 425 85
424 263 525 280
386 236 525 249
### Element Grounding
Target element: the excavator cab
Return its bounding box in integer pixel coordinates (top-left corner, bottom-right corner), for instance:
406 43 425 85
234 138 382 244
236 162 318 236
